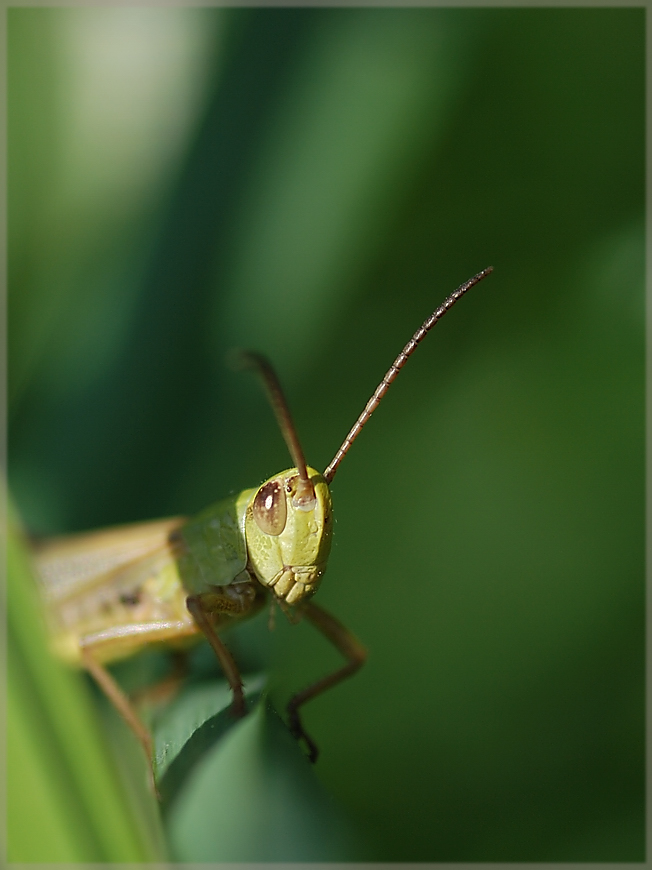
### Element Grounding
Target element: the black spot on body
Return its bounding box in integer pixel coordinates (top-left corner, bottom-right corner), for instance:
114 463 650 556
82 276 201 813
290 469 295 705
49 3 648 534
119 589 141 607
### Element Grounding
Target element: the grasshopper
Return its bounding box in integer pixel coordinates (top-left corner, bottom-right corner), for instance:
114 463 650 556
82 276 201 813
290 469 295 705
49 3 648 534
33 268 492 781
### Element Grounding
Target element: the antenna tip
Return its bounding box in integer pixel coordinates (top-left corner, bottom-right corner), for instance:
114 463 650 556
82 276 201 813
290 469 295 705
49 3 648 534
466 266 493 288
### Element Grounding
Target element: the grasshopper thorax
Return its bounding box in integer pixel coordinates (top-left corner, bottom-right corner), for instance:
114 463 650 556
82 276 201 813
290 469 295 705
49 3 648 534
245 467 332 606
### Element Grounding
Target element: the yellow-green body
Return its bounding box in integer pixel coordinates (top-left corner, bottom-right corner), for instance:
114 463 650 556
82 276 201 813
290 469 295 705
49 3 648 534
35 467 332 667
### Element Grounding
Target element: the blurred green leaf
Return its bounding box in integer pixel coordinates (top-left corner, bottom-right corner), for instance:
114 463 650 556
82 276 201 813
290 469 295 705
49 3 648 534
214 9 470 381
7 504 163 861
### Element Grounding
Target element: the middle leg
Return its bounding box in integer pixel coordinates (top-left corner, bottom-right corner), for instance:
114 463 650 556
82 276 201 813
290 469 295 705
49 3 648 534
185 580 259 717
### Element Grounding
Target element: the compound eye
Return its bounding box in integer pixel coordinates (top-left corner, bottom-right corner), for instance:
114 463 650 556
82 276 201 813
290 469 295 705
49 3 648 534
252 480 287 536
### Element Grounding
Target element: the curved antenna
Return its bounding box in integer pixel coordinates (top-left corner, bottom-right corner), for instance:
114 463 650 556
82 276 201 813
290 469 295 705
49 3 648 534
323 267 493 484
234 351 315 506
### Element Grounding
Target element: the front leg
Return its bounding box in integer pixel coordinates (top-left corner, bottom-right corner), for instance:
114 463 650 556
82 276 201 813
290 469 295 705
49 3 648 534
186 580 258 717
287 600 367 762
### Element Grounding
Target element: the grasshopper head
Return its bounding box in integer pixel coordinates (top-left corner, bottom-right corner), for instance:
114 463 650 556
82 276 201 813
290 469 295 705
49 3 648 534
245 466 332 606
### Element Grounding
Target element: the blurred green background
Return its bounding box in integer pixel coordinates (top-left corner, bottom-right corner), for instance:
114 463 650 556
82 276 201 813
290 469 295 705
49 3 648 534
8 6 644 862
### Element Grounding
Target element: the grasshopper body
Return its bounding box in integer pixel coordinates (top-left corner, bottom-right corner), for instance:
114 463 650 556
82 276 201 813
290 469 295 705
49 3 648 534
36 517 193 666
33 268 492 775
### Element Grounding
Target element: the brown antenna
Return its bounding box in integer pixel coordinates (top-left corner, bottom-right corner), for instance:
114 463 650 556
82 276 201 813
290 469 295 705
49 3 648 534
235 351 315 507
323 267 493 485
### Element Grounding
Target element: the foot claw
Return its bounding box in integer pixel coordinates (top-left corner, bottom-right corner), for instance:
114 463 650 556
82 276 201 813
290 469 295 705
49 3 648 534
288 709 319 762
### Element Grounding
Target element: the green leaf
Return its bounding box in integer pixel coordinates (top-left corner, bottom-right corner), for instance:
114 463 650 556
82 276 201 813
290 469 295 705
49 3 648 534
7 504 163 861
152 674 265 788
166 698 362 861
